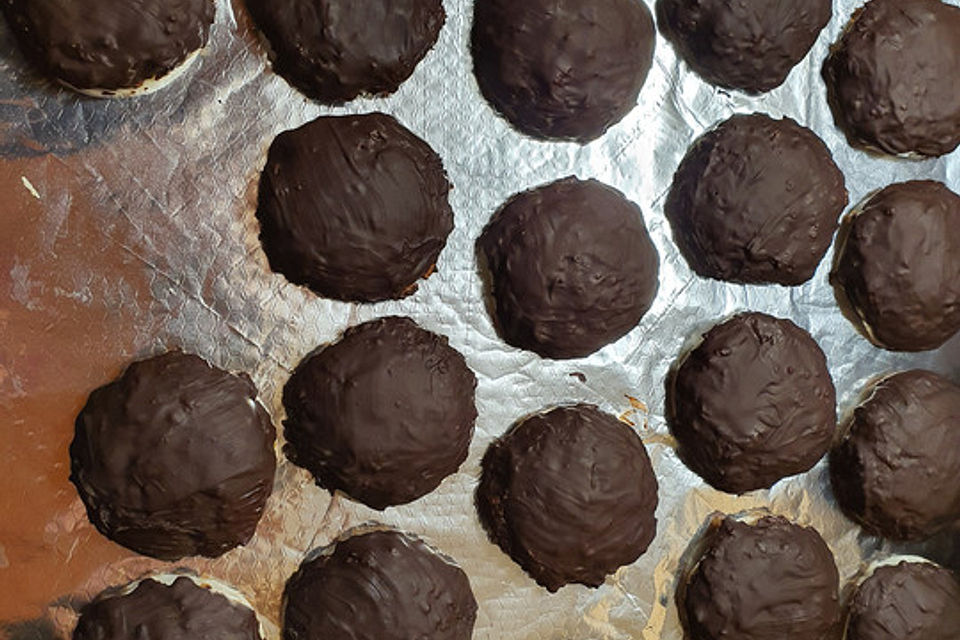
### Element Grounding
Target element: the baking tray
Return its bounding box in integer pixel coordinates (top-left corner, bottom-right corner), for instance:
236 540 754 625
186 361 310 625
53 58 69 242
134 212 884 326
1 0 959 638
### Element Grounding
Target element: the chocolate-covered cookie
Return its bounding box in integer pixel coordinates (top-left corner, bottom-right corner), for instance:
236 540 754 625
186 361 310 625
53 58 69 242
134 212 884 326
846 559 960 640
471 0 655 142
679 515 841 640
668 312 836 494
476 404 658 592
1 0 214 96
830 370 960 541
283 317 477 510
478 177 659 359
74 576 262 640
832 181 960 352
665 113 847 285
256 113 453 302
70 351 276 561
283 529 477 640
656 0 831 93
823 0 960 157
245 0 444 103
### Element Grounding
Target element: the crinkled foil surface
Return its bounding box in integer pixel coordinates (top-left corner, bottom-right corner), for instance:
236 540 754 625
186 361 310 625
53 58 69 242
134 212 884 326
1 0 959 638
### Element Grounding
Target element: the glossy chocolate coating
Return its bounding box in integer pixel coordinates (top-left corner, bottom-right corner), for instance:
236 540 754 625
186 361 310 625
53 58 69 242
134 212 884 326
844 562 960 640
680 515 841 640
471 0 655 142
668 312 836 494
832 181 960 352
74 577 262 640
846 561 960 640
1 0 213 92
245 0 444 103
830 370 960 541
823 0 960 157
477 176 659 359
256 113 453 303
657 0 831 93
476 404 659 592
665 113 847 285
283 530 477 640
70 351 277 561
283 316 477 510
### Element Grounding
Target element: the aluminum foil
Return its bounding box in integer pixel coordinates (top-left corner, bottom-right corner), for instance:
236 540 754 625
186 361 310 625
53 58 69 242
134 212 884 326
1 0 959 638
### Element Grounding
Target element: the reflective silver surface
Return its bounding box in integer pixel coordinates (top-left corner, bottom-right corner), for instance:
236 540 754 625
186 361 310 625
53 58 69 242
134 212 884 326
1 0 958 637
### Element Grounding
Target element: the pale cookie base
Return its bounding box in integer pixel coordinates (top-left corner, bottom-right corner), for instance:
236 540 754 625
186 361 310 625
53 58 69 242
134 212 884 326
59 47 202 99
107 571 270 638
853 553 937 588
832 191 887 347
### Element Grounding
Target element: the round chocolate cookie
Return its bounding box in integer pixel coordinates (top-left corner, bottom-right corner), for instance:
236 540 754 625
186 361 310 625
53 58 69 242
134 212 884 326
283 316 477 510
679 514 841 640
283 529 477 640
832 181 960 352
245 0 444 103
664 113 847 285
256 113 453 303
668 312 836 494
70 351 277 561
477 177 659 359
74 576 262 640
1 0 214 97
471 0 656 142
476 404 659 592
823 0 960 157
830 370 960 541
846 559 960 640
656 0 831 93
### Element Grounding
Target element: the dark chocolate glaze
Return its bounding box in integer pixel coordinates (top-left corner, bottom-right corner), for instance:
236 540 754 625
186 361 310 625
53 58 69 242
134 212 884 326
476 404 659 592
679 515 841 640
830 370 960 541
477 176 659 359
283 530 477 640
832 181 960 352
1 0 214 92
244 0 444 104
823 0 960 157
846 561 960 640
656 0 831 94
283 316 477 510
668 312 837 494
256 113 454 303
665 113 848 285
70 351 277 561
471 0 655 142
74 577 262 640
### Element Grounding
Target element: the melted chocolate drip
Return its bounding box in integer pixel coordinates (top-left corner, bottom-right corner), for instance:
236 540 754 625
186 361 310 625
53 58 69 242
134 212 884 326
1 0 214 92
832 181 960 352
74 577 262 640
846 561 960 640
478 176 659 359
823 0 960 157
679 515 841 640
244 0 444 103
70 351 277 561
830 370 960 541
476 404 659 592
283 530 477 640
664 113 848 285
471 0 655 142
256 113 454 303
668 312 837 494
282 316 477 510
656 0 831 94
